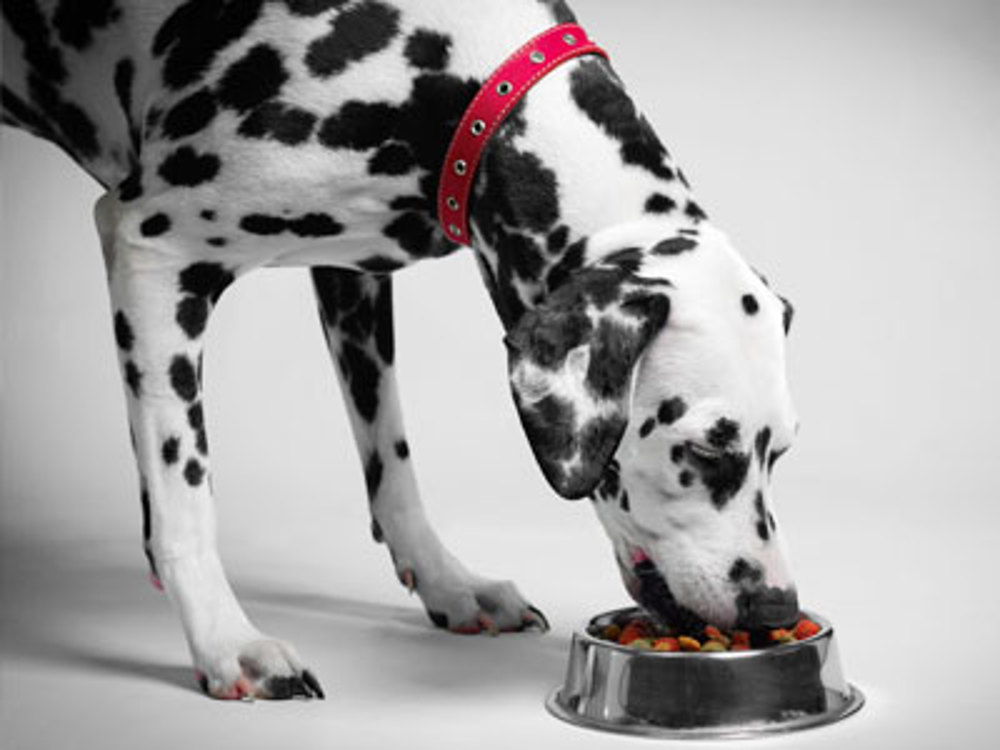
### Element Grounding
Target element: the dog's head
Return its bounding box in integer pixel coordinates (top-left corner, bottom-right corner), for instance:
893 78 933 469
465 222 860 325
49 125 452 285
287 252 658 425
506 226 799 630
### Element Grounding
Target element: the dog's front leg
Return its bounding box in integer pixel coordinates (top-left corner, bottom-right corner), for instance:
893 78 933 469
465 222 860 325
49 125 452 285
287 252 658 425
96 194 322 700
311 267 548 634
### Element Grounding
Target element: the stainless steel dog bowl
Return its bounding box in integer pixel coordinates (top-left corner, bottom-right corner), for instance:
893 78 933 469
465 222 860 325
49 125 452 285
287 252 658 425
546 607 864 739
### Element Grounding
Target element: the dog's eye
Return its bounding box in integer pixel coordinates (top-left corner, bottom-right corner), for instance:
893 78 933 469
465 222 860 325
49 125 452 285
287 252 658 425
687 442 724 461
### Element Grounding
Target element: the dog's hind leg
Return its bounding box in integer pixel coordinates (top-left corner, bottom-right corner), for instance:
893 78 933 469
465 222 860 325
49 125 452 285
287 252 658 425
95 194 323 700
311 267 548 634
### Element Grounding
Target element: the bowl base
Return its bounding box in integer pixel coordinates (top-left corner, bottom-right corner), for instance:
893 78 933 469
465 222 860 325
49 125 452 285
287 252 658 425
545 683 865 740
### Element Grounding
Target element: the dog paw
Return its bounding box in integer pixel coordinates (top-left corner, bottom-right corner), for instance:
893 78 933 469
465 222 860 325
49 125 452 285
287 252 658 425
399 569 549 635
195 637 324 700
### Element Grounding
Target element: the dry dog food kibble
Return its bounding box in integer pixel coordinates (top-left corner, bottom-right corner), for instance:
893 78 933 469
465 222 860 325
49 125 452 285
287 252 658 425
591 614 822 652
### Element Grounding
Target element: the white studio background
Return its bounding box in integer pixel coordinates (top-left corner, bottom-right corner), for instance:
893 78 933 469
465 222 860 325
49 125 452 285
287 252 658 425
2 1 998 749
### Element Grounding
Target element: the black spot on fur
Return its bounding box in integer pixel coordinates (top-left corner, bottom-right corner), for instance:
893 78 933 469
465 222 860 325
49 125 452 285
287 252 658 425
755 491 770 541
357 256 405 273
206 237 227 247
544 238 586 294
601 247 644 275
679 470 694 487
339 342 380 422
118 166 143 201
169 355 198 402
768 446 788 474
755 427 772 469
238 102 316 145
180 262 233 302
158 146 220 186
689 445 750 510
200 210 216 221
162 437 180 465
113 58 137 148
620 490 630 512
162 87 218 140
670 444 684 464
645 193 676 214
184 458 204 487
364 450 383 497
685 200 707 222
651 236 697 256
742 294 760 315
369 142 416 175
217 44 288 113
706 418 740 449
657 397 687 425
52 0 120 50
114 311 134 351
124 360 142 397
187 402 204 431
140 213 171 237
284 0 349 16
546 225 569 254
395 440 409 460
638 417 656 438
780 296 795 334
404 29 451 71
318 100 396 150
153 0 266 90
728 557 763 584
305 0 400 77
240 212 343 237
569 59 675 181
370 518 383 543
25 72 100 159
373 279 394 364
382 211 435 258
3 0 66 82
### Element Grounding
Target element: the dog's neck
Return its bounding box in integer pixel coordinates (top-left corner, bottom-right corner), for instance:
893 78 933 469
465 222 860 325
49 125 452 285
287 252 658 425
462 56 707 331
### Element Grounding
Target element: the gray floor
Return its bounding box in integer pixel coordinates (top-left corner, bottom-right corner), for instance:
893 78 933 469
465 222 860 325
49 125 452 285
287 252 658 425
3 1 999 748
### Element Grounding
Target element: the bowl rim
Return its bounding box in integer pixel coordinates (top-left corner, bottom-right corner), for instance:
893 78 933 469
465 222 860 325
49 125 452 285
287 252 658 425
577 605 833 658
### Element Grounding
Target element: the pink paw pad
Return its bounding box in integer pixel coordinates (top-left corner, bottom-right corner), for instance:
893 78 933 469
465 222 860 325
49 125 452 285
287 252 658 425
149 573 164 591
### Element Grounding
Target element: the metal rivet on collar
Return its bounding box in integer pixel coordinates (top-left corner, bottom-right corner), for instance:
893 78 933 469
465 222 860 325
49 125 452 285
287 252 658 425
530 50 545 64
446 197 459 211
563 33 577 45
471 119 486 136
453 159 467 176
496 81 513 95
449 224 462 237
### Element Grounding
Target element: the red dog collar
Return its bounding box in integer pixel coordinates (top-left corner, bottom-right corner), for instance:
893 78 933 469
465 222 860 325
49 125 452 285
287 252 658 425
437 23 608 244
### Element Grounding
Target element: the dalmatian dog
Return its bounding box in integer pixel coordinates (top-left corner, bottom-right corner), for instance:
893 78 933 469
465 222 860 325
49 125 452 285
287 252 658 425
2 0 801 700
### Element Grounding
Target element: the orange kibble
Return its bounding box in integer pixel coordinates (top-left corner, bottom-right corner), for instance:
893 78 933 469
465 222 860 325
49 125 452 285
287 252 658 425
653 637 680 652
677 635 702 652
793 618 821 641
731 630 750 647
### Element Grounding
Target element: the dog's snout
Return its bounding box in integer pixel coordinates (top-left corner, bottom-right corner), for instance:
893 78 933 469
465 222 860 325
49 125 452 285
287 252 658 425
738 586 799 630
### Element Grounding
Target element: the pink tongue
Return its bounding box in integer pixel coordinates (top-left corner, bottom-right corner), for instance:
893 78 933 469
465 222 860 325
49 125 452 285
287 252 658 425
631 548 650 565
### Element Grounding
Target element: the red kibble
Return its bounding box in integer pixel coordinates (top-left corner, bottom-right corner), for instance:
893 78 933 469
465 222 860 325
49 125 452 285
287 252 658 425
653 637 680 652
619 622 648 646
731 630 750 647
793 618 821 640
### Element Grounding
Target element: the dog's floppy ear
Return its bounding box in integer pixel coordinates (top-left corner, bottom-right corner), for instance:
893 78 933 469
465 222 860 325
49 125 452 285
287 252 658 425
505 267 671 499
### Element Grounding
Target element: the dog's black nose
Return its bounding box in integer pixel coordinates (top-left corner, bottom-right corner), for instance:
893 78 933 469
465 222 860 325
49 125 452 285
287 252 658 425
738 586 799 630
